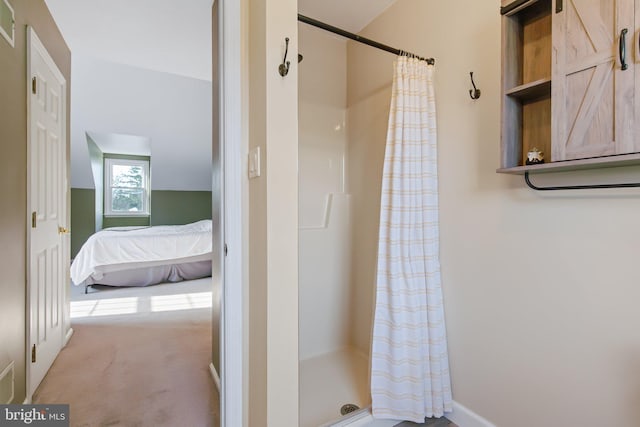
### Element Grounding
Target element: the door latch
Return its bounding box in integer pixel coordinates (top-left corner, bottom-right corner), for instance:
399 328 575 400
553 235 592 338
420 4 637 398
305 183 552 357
32 212 37 228
31 344 36 363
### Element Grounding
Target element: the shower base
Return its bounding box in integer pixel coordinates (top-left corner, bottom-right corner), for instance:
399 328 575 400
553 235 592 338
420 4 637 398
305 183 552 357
299 348 370 427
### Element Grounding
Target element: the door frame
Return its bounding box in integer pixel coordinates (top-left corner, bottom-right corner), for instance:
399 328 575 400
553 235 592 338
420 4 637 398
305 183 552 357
25 26 69 402
218 0 245 425
22 4 245 418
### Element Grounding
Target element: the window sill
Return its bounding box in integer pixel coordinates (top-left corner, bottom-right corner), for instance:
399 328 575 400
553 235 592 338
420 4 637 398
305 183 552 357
104 214 150 218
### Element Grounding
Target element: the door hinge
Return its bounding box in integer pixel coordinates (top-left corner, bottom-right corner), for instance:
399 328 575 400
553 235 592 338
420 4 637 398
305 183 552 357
31 344 36 363
32 76 37 94
31 211 37 228
556 0 563 13
224 244 228 256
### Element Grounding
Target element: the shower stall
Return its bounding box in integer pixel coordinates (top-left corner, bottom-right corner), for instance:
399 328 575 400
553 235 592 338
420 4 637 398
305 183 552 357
297 22 361 426
297 20 393 427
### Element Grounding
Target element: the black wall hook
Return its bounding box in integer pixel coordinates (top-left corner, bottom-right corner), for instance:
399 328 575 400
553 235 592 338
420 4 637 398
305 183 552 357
469 72 481 100
279 37 291 77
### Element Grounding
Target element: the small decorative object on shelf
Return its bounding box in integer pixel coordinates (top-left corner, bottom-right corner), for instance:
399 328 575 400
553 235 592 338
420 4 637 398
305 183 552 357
526 147 544 165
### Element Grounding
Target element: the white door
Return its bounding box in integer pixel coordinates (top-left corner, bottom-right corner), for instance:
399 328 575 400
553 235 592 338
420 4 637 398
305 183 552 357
27 27 67 395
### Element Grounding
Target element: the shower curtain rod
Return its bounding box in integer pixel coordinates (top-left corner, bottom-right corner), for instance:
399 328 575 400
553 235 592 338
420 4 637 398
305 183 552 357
298 14 435 65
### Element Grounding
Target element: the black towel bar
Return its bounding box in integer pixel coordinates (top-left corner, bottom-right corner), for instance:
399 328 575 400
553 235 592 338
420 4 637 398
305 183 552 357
524 171 640 191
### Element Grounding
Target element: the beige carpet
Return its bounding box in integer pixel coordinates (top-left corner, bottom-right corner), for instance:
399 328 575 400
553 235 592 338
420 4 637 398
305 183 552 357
33 279 220 427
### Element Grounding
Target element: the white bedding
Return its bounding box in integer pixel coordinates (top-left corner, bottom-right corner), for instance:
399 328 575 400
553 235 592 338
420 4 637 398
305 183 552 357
71 220 213 285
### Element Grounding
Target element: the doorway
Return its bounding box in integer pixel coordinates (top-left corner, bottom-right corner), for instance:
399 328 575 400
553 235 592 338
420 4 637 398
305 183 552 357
26 2 224 426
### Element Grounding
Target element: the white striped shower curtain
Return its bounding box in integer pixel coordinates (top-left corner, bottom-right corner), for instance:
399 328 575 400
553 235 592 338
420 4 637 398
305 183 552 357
371 56 452 422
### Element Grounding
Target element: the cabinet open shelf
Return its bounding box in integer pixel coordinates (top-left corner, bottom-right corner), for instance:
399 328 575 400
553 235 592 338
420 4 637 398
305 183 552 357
501 0 551 170
505 78 551 100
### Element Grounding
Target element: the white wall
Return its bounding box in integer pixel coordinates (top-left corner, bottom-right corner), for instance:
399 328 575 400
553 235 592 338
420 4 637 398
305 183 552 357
298 25 353 360
247 0 299 424
348 1 640 426
346 62 391 357
298 26 347 227
70 54 212 191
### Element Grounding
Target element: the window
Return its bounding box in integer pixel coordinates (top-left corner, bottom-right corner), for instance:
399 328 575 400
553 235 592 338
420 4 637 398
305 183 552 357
104 158 150 216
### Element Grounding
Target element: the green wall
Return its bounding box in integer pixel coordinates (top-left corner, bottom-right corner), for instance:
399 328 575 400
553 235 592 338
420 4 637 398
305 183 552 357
71 189 212 258
102 215 150 228
70 189 96 259
151 191 212 225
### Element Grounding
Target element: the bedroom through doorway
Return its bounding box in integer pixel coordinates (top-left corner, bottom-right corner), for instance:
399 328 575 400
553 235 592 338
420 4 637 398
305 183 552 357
29 1 222 426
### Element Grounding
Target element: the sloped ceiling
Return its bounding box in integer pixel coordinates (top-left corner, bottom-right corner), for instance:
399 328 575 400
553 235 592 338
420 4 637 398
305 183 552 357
44 0 213 81
44 0 396 81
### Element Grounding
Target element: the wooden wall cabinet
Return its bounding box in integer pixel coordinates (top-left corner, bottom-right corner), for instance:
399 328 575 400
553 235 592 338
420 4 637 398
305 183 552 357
499 0 640 174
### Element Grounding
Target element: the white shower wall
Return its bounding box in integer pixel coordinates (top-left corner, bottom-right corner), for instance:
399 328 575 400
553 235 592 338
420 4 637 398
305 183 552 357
298 24 351 361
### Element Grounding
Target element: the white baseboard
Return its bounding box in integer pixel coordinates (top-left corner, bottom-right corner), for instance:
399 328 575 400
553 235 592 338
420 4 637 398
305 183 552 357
322 407 397 427
322 401 494 427
447 400 496 427
209 362 220 392
64 328 74 347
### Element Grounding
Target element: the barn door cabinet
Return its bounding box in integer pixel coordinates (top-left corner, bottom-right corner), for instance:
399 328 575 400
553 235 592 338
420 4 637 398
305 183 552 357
498 0 640 174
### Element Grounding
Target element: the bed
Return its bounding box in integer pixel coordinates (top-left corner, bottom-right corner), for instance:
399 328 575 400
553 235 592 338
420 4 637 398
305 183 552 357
71 220 213 292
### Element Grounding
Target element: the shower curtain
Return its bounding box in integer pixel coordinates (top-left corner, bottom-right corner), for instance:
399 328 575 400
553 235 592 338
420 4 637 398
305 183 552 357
371 56 452 422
